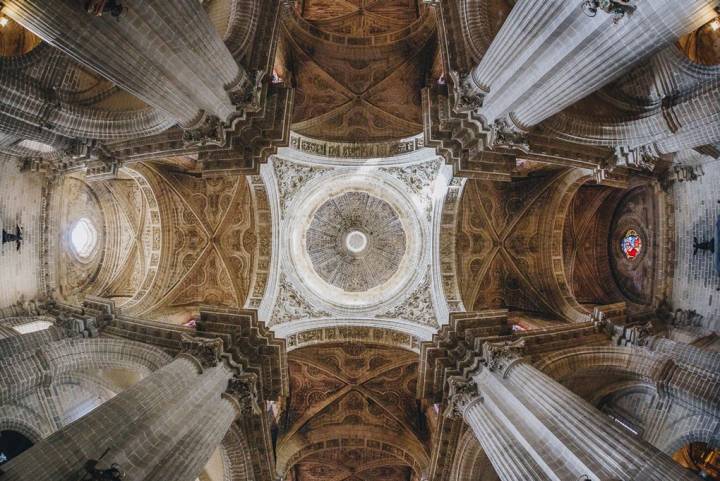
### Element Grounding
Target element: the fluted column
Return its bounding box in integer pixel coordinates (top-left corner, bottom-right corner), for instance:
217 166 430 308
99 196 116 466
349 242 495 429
2 0 250 127
144 375 258 481
456 0 718 130
448 340 701 481
0 336 252 481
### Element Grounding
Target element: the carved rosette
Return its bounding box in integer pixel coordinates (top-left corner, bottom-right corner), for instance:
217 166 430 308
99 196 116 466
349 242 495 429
443 376 480 419
179 334 224 370
223 373 261 417
482 339 526 377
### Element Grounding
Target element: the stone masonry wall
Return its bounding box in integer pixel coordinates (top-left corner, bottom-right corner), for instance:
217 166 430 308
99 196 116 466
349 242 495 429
671 154 720 331
0 160 44 309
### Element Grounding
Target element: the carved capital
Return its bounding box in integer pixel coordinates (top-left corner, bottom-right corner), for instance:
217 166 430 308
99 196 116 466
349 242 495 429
450 71 486 113
183 113 225 147
224 373 261 416
228 70 265 112
482 339 526 376
443 375 480 419
490 118 530 152
627 321 654 347
582 0 637 23
179 335 224 370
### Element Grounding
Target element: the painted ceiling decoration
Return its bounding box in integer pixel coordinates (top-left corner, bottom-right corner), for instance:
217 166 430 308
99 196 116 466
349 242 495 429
280 0 438 142
277 343 430 481
1 1 717 481
306 191 407 292
261 143 453 340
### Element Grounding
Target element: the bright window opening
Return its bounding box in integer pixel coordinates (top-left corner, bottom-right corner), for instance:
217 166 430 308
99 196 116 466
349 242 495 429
70 218 97 258
12 320 53 335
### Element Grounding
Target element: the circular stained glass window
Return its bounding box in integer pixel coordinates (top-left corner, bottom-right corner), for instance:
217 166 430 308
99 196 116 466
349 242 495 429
621 229 642 260
70 218 98 259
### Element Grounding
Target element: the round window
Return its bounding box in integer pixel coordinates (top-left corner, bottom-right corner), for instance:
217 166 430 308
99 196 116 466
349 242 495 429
620 229 642 261
70 218 98 259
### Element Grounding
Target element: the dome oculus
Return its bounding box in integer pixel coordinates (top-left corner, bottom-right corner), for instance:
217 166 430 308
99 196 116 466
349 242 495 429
305 192 407 292
70 218 98 259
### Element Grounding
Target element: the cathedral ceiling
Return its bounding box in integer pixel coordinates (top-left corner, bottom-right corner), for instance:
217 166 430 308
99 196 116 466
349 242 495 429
456 170 600 322
123 164 263 319
278 343 428 481
261 146 452 340
52 164 267 322
280 0 437 142
456 172 664 323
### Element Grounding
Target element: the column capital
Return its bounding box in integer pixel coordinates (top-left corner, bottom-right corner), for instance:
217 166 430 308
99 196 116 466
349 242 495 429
182 113 226 147
582 0 637 23
443 375 480 419
223 373 261 417
490 117 530 153
482 339 526 377
179 334 224 371
450 71 487 113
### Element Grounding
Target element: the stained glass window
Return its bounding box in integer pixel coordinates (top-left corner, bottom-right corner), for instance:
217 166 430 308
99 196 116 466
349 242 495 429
621 229 642 260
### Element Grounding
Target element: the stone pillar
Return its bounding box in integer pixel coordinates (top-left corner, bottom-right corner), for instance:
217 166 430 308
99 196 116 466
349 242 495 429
2 0 251 127
456 0 718 130
0 336 251 481
447 340 701 481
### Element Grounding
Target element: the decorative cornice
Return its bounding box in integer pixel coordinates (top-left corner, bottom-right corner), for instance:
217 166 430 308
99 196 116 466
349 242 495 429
613 145 659 172
288 133 426 159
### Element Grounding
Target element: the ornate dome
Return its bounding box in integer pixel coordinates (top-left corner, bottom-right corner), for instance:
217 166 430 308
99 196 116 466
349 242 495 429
306 191 407 292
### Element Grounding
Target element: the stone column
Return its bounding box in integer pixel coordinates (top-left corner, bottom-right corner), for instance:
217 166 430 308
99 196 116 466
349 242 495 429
456 0 718 130
2 0 251 127
0 336 251 481
447 340 701 481
145 375 259 481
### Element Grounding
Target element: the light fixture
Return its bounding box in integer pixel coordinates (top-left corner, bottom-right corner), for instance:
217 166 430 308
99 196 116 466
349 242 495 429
0 16 9 27
711 18 720 32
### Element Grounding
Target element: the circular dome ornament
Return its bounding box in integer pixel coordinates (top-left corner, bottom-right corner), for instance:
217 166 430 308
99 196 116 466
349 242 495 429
306 192 407 292
283 170 427 314
621 229 642 260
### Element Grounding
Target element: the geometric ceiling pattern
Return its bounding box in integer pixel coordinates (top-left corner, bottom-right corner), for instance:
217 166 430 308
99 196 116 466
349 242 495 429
282 0 437 142
279 343 428 481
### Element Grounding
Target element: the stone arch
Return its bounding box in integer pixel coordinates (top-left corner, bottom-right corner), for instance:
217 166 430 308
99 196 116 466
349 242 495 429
448 429 500 481
535 345 720 418
46 167 163 309
118 163 262 320
0 337 171 405
0 410 44 444
455 169 596 322
278 431 429 480
661 412 720 454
